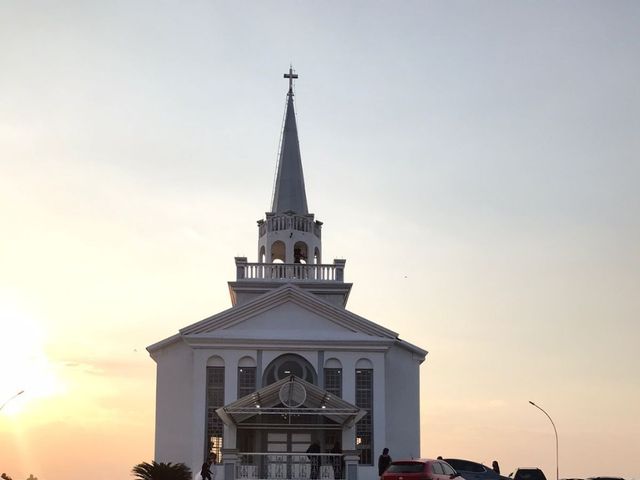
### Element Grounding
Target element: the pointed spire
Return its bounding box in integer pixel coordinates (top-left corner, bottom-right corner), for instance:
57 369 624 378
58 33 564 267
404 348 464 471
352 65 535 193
271 67 308 214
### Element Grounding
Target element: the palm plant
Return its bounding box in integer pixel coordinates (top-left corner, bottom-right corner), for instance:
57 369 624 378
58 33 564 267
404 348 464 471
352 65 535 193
132 461 192 480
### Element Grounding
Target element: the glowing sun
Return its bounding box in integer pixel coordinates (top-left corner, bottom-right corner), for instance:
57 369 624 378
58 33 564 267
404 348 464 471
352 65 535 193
0 297 61 416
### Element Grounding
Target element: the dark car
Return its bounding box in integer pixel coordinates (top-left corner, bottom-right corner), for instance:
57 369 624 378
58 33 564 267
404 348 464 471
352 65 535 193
511 468 547 480
382 459 462 480
586 477 625 480
444 459 511 480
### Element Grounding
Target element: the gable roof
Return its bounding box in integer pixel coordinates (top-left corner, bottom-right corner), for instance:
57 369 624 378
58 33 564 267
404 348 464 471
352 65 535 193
147 284 427 358
216 374 366 427
180 283 398 338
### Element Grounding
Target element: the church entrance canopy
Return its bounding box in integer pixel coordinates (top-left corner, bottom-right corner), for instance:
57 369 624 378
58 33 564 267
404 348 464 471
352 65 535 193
216 375 366 428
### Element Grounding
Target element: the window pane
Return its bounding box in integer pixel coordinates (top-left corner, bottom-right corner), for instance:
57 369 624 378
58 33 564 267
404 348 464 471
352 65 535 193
206 366 225 462
355 368 373 465
441 463 455 475
237 367 257 398
387 463 426 474
324 368 342 397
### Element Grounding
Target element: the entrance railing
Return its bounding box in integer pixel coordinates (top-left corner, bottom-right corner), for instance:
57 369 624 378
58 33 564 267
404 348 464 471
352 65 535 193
237 453 343 480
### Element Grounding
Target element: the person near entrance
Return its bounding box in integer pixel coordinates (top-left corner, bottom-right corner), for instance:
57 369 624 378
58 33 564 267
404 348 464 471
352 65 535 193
330 441 343 479
200 455 213 480
378 448 392 478
307 441 321 479
201 453 217 480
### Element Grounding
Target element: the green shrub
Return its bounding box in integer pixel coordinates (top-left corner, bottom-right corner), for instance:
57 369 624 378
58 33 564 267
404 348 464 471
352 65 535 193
132 461 192 480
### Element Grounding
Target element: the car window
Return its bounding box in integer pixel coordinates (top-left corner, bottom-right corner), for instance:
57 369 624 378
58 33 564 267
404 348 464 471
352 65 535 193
444 458 477 472
432 463 445 475
444 460 468 471
441 463 456 475
387 463 426 474
515 470 547 480
444 460 485 473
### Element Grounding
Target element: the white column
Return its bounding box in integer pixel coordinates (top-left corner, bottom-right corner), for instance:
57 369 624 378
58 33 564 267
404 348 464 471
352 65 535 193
342 357 356 404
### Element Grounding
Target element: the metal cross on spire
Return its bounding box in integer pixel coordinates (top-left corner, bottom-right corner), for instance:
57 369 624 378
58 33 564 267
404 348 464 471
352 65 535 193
284 66 298 96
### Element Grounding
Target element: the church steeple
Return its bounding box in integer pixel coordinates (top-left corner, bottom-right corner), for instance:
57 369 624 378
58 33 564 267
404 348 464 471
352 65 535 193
229 68 351 308
256 68 321 265
271 67 308 215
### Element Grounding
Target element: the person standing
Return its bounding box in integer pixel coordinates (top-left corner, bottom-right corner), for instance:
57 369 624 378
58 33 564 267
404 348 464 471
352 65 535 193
492 461 500 475
378 448 392 477
307 441 321 479
211 453 218 480
201 458 212 480
330 441 343 479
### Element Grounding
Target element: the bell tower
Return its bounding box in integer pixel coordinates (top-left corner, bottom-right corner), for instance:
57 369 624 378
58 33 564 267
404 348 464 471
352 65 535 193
229 67 351 307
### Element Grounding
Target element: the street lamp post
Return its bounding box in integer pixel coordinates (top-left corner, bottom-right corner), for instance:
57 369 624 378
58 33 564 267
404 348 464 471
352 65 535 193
0 390 25 411
529 400 558 480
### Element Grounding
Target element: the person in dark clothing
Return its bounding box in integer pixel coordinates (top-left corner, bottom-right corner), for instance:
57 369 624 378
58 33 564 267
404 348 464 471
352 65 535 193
201 459 212 480
378 448 392 477
330 441 343 479
307 441 321 479
492 461 500 475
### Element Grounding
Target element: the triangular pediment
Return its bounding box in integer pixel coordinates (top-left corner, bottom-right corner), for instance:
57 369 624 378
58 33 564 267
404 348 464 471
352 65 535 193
216 302 360 339
216 375 366 427
180 283 398 339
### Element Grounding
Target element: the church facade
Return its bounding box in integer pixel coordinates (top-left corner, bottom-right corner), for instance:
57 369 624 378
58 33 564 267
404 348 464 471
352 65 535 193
147 69 428 480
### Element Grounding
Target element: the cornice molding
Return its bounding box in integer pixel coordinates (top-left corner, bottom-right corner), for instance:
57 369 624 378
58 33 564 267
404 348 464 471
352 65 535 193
182 335 394 351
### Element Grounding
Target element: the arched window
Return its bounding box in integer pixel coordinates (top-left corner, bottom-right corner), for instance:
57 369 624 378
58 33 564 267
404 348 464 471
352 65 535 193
355 358 373 465
355 358 373 369
293 241 308 264
271 240 285 263
324 358 342 398
263 353 317 386
207 355 225 367
314 247 321 264
239 356 256 367
238 356 257 398
324 358 342 369
206 355 225 462
259 246 266 263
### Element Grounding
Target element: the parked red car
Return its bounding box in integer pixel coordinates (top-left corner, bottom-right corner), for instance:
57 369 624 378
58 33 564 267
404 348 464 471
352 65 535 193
382 459 462 480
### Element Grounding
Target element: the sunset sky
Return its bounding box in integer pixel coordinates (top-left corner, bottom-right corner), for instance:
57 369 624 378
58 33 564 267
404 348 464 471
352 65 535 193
1 2 639 480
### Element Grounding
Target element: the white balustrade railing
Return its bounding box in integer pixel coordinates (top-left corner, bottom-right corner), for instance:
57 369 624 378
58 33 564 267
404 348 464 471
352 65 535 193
236 453 343 480
258 215 322 239
236 263 342 282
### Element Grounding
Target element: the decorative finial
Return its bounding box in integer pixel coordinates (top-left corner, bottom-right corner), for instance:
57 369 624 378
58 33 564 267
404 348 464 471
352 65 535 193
284 65 298 96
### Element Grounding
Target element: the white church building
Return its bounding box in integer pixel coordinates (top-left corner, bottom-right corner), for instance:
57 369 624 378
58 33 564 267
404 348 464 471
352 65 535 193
147 69 428 480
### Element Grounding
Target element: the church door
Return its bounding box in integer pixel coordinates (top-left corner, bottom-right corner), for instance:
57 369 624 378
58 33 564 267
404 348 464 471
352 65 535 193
266 432 313 479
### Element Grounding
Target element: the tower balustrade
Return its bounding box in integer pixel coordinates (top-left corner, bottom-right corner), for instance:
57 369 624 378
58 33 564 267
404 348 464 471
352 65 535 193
258 214 322 239
235 258 345 282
